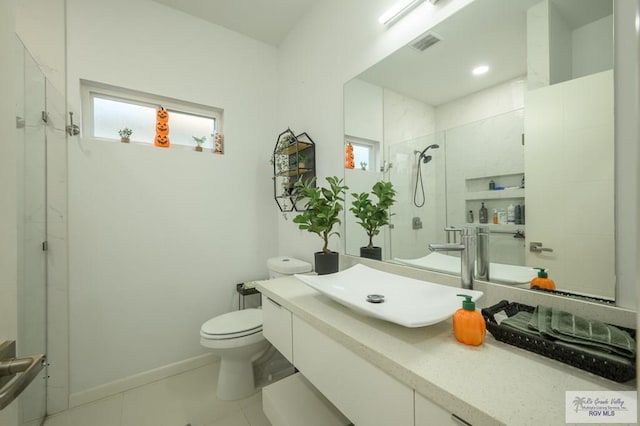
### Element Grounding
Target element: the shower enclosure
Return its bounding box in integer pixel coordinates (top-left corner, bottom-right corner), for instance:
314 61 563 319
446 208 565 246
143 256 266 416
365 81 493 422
345 109 526 266
14 36 67 425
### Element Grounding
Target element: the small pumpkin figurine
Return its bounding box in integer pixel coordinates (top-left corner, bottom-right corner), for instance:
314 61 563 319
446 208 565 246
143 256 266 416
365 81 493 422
155 134 170 147
452 294 486 346
156 107 169 123
154 107 170 148
156 121 169 136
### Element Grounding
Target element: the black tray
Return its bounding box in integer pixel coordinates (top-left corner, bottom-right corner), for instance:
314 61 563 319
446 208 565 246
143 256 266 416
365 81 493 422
481 300 636 383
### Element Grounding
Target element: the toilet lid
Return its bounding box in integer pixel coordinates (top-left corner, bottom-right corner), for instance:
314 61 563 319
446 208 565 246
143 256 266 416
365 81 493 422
201 308 263 338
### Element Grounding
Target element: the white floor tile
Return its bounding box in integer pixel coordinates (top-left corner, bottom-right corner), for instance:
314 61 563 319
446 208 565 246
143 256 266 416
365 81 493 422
121 363 241 426
43 394 123 426
205 410 250 426
41 361 271 426
240 394 270 426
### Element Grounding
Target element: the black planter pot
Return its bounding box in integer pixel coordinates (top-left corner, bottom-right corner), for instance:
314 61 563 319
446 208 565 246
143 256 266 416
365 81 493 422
360 246 382 261
314 251 339 275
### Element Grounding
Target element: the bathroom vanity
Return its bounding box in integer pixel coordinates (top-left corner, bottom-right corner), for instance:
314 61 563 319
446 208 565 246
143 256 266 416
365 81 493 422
256 261 636 426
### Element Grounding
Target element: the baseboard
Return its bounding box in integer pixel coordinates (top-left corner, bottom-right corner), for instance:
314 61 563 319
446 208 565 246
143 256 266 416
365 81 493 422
69 353 218 408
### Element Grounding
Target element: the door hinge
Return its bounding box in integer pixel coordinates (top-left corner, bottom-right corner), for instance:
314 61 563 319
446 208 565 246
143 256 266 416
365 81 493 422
521 133 525 146
41 111 49 124
42 241 48 251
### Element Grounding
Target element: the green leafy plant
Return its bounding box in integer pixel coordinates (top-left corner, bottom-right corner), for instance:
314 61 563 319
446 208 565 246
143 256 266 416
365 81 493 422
360 161 367 170
349 181 396 249
293 176 349 254
192 136 207 147
118 128 132 138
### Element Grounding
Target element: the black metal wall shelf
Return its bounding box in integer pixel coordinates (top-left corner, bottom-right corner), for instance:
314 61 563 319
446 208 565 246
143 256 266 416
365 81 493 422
272 128 316 212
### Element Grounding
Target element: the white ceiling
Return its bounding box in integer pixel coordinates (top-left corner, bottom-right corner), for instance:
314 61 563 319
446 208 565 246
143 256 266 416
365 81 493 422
357 0 613 106
151 0 316 46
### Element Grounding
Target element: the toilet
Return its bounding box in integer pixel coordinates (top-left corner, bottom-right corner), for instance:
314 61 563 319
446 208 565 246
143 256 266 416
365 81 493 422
200 256 312 400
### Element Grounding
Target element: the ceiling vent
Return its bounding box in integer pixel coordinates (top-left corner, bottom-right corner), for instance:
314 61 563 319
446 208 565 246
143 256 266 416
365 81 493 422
409 31 442 52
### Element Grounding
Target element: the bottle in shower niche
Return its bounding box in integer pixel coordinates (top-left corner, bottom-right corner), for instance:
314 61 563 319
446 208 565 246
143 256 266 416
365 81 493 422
515 205 522 225
478 202 488 224
507 204 515 224
497 208 507 224
467 210 474 223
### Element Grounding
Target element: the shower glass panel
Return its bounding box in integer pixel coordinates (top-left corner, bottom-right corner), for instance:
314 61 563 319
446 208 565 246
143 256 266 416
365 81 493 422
387 132 447 261
15 36 48 425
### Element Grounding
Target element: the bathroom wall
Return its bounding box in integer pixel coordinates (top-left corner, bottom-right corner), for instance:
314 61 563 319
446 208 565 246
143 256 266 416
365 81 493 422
276 0 638 309
66 0 280 396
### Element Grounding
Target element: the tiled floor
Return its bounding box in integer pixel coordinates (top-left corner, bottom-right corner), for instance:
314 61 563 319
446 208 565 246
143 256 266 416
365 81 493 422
41 362 271 426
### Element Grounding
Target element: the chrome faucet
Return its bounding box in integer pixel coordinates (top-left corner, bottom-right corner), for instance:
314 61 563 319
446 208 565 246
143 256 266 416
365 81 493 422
429 228 476 289
476 226 490 282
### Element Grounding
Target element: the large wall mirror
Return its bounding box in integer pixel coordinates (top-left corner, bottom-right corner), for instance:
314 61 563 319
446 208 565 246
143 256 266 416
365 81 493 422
343 0 615 301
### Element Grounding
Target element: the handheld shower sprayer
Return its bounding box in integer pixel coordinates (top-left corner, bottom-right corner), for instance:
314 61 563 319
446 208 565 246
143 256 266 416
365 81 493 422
413 144 440 207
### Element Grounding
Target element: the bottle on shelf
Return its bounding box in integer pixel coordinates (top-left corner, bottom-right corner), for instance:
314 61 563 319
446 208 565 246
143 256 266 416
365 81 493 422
478 202 488 224
507 204 515 224
515 205 522 225
497 208 507 224
489 179 495 190
492 209 498 224
467 210 474 223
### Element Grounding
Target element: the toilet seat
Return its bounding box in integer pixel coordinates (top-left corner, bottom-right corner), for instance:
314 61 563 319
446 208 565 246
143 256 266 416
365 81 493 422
201 308 263 340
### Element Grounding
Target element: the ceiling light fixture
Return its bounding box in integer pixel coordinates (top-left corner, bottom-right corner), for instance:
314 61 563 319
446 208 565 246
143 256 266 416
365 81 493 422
472 65 489 76
379 0 438 26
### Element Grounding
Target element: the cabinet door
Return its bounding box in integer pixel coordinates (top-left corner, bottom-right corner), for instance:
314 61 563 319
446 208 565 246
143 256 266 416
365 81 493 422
292 316 413 426
262 296 293 363
415 392 472 426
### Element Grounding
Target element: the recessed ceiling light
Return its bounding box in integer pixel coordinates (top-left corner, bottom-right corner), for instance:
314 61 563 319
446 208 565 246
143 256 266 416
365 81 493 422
472 65 489 76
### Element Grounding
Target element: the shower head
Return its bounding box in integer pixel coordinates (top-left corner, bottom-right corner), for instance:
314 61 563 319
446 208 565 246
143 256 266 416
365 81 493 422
422 155 432 164
417 144 440 161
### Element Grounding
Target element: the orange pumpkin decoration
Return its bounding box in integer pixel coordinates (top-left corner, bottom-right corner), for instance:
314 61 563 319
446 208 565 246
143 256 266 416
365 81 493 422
156 108 169 123
452 294 486 346
345 143 355 169
155 134 170 146
154 107 170 148
530 268 555 290
156 122 169 136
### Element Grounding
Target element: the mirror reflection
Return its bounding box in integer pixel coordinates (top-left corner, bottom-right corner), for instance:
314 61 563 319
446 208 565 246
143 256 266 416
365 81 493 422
343 0 614 301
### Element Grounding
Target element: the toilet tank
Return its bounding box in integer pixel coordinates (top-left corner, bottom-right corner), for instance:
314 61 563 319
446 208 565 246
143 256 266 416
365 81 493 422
267 256 312 279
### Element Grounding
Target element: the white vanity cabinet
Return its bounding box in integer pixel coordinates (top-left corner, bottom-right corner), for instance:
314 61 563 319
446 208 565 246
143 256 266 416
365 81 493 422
415 392 470 426
292 316 414 426
262 296 293 363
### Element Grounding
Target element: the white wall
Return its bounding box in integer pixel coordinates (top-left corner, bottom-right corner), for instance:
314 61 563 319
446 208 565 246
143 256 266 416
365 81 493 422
0 0 18 424
66 0 279 394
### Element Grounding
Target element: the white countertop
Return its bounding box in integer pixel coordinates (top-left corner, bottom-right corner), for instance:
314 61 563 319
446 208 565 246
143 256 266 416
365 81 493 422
256 274 636 426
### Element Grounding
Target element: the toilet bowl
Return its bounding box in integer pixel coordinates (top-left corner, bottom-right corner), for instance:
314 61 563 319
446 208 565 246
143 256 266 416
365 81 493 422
200 309 270 400
200 256 312 400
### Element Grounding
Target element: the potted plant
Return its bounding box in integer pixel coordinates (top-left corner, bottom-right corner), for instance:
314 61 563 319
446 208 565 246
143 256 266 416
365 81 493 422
118 128 132 143
360 161 367 171
293 176 349 275
297 153 308 169
349 181 396 261
192 135 207 152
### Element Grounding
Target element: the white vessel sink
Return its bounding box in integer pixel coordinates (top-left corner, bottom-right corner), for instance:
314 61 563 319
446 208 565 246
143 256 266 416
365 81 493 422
394 252 537 285
294 264 483 328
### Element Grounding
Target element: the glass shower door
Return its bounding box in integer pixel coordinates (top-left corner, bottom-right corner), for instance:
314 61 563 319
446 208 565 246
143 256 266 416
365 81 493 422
15 36 48 425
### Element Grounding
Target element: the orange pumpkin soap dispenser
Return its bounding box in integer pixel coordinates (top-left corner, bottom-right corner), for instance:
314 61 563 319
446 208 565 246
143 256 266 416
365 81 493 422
530 267 555 290
453 294 486 346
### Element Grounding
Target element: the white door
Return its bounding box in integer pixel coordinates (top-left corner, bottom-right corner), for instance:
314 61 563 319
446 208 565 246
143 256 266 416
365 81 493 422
524 71 615 299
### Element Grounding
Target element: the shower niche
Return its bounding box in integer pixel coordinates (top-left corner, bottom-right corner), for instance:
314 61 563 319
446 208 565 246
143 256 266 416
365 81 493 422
464 172 525 228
